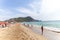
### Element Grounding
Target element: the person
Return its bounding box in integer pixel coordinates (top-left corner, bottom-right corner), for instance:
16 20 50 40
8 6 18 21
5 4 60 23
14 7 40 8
41 25 43 35
23 23 25 26
27 24 29 27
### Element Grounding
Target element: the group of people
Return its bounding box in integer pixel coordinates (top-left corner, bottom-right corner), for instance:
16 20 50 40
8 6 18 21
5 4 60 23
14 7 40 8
23 23 44 35
0 22 9 28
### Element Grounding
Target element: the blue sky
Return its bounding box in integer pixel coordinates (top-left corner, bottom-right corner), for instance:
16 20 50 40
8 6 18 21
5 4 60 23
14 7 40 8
0 0 60 21
0 0 41 21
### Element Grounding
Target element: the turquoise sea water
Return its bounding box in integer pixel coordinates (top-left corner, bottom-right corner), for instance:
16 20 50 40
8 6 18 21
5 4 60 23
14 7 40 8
23 21 60 28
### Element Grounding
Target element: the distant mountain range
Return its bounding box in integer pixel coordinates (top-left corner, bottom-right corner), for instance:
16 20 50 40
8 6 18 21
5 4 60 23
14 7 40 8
5 16 41 22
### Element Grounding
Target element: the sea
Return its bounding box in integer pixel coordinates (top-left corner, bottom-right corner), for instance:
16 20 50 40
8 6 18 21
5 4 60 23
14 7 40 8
22 21 60 28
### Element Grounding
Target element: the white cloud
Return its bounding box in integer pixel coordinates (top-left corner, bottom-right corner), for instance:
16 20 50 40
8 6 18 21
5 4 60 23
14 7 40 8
41 0 60 21
17 7 42 20
17 0 42 20
0 0 14 21
2 0 60 21
17 0 60 21
0 0 42 21
0 9 13 21
17 8 32 14
0 9 12 14
11 13 27 18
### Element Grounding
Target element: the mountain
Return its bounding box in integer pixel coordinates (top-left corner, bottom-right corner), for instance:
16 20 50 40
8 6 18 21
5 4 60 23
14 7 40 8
5 16 41 22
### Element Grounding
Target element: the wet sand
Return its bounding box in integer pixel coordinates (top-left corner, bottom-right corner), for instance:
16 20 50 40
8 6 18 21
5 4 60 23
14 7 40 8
43 28 60 40
26 24 60 40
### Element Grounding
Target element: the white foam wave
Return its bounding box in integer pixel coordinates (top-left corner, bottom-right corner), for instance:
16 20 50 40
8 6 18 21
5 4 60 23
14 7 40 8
44 26 60 32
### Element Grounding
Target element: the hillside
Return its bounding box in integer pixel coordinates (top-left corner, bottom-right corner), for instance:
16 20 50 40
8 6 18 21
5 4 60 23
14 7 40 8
5 16 41 22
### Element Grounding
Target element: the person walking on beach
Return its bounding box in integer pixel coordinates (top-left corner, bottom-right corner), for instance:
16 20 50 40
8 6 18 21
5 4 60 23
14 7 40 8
41 25 43 35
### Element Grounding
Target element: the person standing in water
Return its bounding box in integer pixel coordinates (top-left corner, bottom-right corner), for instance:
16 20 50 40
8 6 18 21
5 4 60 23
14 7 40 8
41 25 43 35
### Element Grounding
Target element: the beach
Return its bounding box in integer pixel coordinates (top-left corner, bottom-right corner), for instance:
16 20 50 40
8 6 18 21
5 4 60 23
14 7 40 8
43 27 60 40
1 22 60 40
0 23 47 40
24 24 60 40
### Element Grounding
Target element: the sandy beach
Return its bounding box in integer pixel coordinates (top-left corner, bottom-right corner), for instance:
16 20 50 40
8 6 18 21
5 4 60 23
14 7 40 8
43 28 60 40
0 23 47 40
25 24 60 40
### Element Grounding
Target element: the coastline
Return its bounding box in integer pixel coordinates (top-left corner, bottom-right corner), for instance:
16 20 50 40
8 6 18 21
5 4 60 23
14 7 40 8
44 26 60 33
22 23 60 32
43 28 60 40
0 23 47 40
22 23 60 40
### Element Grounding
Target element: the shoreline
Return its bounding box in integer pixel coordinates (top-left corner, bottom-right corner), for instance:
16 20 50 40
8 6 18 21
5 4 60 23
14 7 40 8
0 23 47 40
22 23 60 33
44 27 60 33
22 23 60 40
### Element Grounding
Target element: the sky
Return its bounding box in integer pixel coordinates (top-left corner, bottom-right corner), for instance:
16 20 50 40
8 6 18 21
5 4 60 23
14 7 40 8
42 0 60 21
0 0 41 21
0 0 60 21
